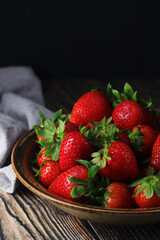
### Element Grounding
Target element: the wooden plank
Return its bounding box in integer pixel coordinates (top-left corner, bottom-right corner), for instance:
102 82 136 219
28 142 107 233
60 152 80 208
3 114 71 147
0 184 100 240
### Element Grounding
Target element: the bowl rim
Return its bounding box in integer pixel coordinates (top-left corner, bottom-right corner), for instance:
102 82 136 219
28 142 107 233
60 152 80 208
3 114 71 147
11 129 160 215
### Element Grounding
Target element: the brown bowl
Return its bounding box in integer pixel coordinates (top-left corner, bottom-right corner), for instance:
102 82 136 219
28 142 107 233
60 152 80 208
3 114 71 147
11 129 160 225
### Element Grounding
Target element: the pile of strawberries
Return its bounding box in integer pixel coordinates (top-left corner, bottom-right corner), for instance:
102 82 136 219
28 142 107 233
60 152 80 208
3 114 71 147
32 83 160 209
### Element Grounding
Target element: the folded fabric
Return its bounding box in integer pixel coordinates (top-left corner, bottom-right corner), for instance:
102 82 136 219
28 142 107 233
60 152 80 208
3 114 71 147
0 66 53 193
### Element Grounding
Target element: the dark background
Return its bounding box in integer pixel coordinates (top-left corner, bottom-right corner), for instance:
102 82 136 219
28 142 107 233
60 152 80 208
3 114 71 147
0 1 159 80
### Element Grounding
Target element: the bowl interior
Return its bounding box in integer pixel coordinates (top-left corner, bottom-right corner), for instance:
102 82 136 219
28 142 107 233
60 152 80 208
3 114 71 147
11 129 160 225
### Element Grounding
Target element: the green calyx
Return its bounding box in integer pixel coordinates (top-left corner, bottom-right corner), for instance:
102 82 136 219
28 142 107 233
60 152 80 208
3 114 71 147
112 83 137 108
69 160 109 205
91 148 111 169
129 168 160 199
80 116 120 149
33 109 70 161
127 126 144 152
32 109 69 131
32 109 45 130
80 117 120 169
36 118 65 161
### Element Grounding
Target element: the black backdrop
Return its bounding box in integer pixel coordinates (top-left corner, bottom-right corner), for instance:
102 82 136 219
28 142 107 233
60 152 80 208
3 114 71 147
0 1 159 79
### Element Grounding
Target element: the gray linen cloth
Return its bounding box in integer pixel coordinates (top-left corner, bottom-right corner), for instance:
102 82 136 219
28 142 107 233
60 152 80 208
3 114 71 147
0 66 53 193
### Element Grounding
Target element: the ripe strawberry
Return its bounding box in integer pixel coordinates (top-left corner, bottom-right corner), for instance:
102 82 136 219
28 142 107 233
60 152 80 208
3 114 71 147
37 148 51 167
129 125 158 161
59 131 94 171
150 134 160 171
113 100 153 130
129 171 160 208
104 182 136 208
48 165 88 202
64 122 79 135
70 90 113 127
48 161 108 204
92 142 139 182
40 160 62 187
112 83 154 130
134 185 160 208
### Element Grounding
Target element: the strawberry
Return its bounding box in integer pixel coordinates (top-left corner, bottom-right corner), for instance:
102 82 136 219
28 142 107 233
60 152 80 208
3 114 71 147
70 90 113 127
129 170 160 208
37 148 51 167
134 185 160 208
104 182 136 208
113 100 153 130
40 160 62 187
92 142 139 182
64 122 79 135
111 83 153 130
59 131 94 171
48 160 108 204
128 125 158 161
150 134 160 171
48 165 88 202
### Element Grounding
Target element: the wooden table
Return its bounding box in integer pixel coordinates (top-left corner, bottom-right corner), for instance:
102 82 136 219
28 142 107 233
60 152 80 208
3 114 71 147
1 79 160 240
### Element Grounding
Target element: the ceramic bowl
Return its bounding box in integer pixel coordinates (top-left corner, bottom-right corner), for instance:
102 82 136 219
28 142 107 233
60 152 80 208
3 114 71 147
11 129 160 225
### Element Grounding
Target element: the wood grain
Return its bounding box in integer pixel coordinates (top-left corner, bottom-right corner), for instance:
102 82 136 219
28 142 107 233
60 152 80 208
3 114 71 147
0 184 99 240
1 79 160 240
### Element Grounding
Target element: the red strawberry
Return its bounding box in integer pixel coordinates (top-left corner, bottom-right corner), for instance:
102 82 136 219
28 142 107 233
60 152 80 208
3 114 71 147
129 125 158 160
59 131 94 171
37 148 51 167
64 122 79 135
113 100 153 130
104 182 136 208
93 142 139 182
40 160 62 187
70 90 113 127
48 165 88 202
130 173 160 208
134 185 160 208
150 134 160 171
